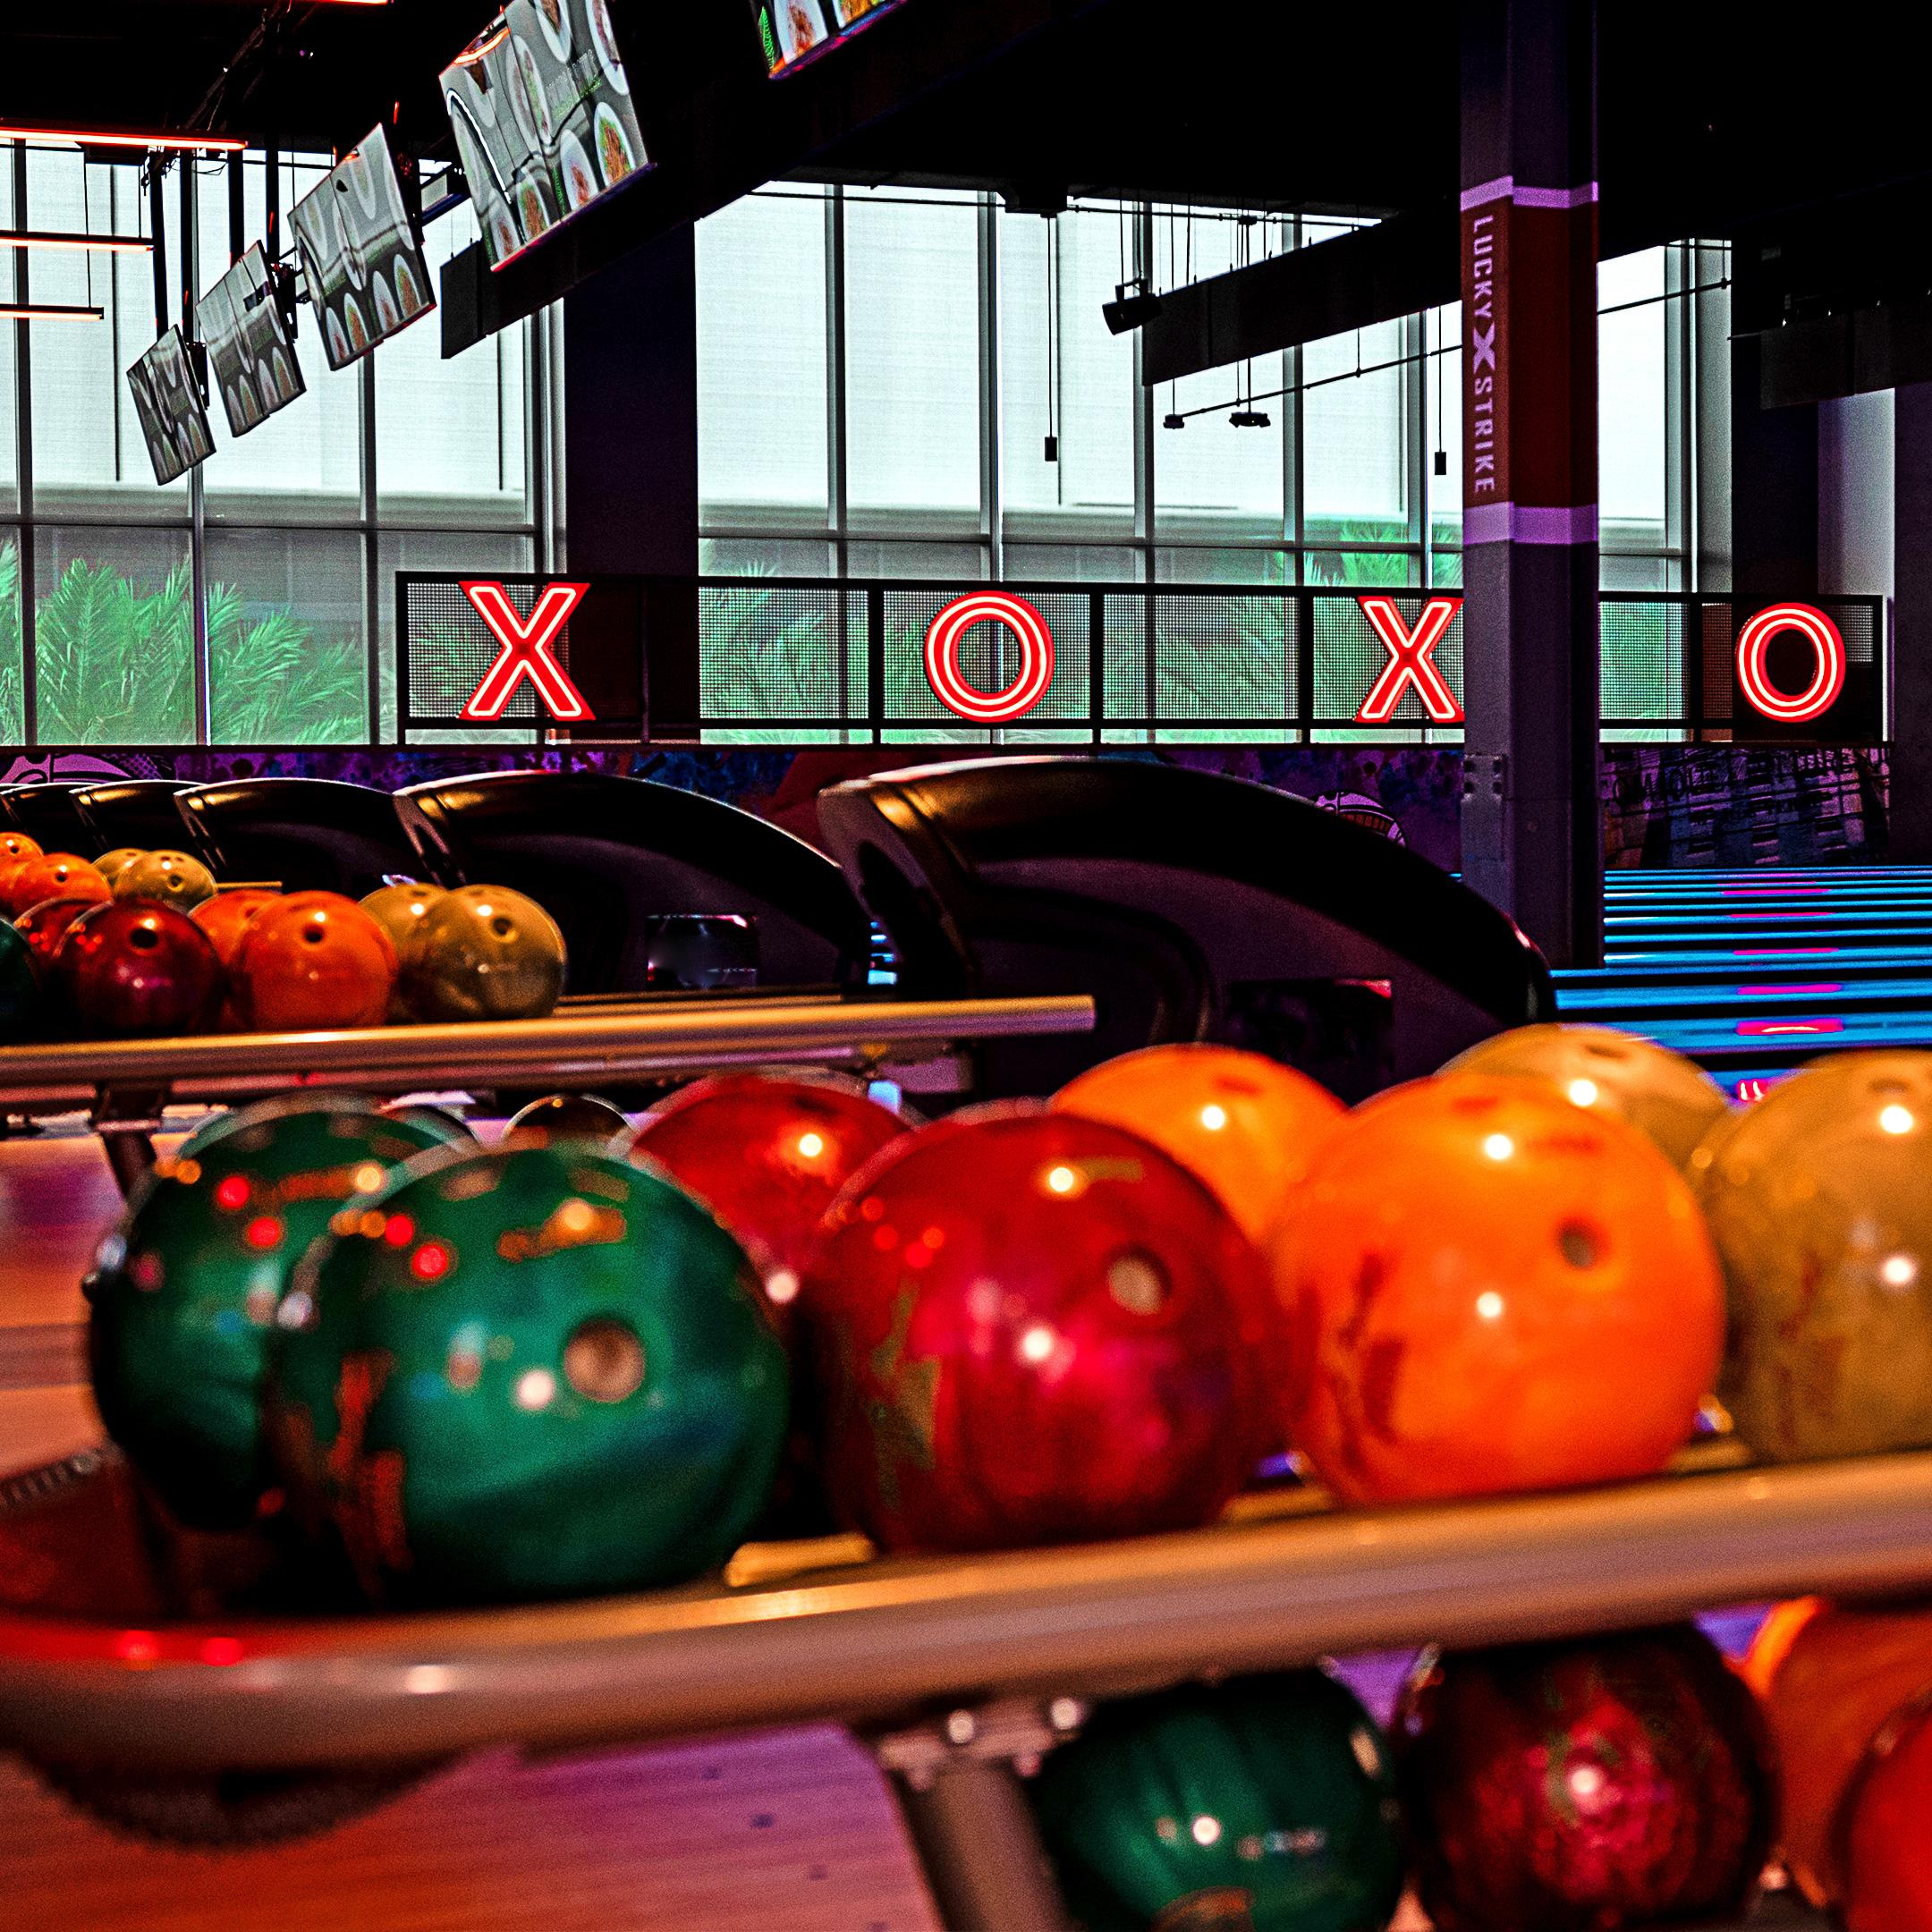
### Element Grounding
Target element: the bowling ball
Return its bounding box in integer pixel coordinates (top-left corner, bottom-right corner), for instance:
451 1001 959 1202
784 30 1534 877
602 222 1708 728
1031 1672 1404 1932
1841 1690 1932 1932
191 888 280 1028
1394 1625 1774 1932
234 893 397 1033
0 921 39 1043
397 884 566 1023
85 1094 470 1530
0 831 41 867
1265 1074 1723 1504
629 1073 908 1315
4 852 109 919
800 1110 1275 1553
360 883 445 1020
1052 1045 1344 1245
267 1145 786 1606
1697 1051 1932 1461
93 847 144 890
1444 1024 1730 1171
55 900 221 1038
1743 1596 1932 1907
114 847 217 913
11 894 100 971
504 1092 631 1150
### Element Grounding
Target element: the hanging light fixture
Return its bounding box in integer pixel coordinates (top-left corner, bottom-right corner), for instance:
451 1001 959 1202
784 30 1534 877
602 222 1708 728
0 301 106 321
0 124 245 154
0 228 151 254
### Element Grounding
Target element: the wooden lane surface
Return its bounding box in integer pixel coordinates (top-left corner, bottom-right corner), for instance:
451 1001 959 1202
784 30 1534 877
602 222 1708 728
0 1125 942 1932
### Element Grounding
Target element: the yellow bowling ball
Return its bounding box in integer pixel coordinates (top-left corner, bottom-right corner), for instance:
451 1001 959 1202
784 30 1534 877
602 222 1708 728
94 848 146 890
113 848 217 912
1698 1051 1932 1462
1445 1023 1730 1171
398 884 566 1023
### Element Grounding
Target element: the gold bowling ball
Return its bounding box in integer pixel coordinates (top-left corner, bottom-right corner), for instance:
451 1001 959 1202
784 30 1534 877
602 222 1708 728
361 882 446 1020
1445 1023 1730 1171
1697 1051 1932 1462
399 885 566 1023
94 848 146 890
113 848 217 912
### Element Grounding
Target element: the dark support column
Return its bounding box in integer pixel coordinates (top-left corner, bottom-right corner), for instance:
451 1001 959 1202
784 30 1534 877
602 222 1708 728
1458 0 1601 968
562 226 699 579
1892 384 1932 858
1730 334 1818 613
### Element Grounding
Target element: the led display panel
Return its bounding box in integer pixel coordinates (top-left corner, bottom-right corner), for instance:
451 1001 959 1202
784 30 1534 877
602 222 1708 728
198 243 306 436
751 0 902 78
126 327 214 486
441 0 648 271
289 124 436 369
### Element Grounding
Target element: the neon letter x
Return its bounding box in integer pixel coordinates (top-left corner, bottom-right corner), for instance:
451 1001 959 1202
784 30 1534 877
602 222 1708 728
1355 595 1463 724
460 580 594 722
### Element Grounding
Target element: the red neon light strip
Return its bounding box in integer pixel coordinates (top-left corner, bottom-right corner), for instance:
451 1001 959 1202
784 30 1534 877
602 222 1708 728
459 581 593 723
1734 1018 1846 1037
1355 596 1463 724
0 124 246 153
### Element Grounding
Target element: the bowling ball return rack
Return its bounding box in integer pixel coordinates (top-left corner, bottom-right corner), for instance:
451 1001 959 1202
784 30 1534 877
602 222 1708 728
0 1436 1914 1928
0 988 1097 1196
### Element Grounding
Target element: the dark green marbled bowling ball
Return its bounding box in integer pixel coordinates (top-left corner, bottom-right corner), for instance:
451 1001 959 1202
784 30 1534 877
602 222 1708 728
1031 1672 1405 1932
0 920 40 1042
85 1093 471 1530
267 1144 787 1606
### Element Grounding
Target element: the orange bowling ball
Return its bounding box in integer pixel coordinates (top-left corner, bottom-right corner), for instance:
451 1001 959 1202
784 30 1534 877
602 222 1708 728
1843 1691 1932 1931
192 888 282 1030
233 891 397 1032
1266 1072 1724 1504
3 853 110 919
1052 1045 1344 1244
1743 1597 1932 1908
0 831 41 868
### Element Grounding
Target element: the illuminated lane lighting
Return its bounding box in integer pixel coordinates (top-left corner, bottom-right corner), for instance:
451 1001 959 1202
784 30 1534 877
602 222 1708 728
1735 947 1839 958
1723 886 1827 897
0 303 105 322
0 229 151 255
0 124 245 153
1736 984 1843 997
1736 603 1847 724
1728 911 1832 920
1734 1019 1847 1038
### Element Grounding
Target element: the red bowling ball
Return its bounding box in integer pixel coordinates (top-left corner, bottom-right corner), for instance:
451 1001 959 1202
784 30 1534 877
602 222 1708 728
1394 1625 1774 1932
1842 1690 1932 1932
55 900 223 1038
630 1073 909 1318
799 1109 1275 1553
11 894 106 971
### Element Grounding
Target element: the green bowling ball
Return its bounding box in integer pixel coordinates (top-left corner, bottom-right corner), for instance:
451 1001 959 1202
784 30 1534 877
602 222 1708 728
267 1144 786 1606
0 920 40 1042
1031 1673 1405 1932
114 848 218 912
85 1094 471 1530
397 884 567 1023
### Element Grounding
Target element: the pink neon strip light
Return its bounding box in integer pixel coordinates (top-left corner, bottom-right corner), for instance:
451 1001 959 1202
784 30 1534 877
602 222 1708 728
1735 1018 1846 1038
1723 886 1826 897
1737 984 1843 997
1734 947 1838 957
1728 911 1831 920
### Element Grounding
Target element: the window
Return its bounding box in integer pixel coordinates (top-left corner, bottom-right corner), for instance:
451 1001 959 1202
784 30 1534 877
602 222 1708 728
0 143 544 750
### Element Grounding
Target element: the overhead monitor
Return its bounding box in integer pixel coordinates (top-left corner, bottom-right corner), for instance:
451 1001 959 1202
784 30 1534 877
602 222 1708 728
198 243 306 437
126 328 214 487
751 0 902 78
441 0 649 272
289 124 436 370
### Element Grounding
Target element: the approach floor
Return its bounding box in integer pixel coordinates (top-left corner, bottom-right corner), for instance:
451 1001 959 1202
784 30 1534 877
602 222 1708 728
1555 866 1932 1096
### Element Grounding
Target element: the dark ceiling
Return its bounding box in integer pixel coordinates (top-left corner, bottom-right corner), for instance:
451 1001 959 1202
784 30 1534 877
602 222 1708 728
2 3 1927 323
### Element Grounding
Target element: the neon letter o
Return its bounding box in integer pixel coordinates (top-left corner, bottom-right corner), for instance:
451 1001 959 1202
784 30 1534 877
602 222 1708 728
922 592 1055 724
1736 603 1846 724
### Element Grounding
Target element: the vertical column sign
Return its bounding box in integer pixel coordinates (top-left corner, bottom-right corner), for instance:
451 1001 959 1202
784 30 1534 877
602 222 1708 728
923 591 1055 723
460 580 594 723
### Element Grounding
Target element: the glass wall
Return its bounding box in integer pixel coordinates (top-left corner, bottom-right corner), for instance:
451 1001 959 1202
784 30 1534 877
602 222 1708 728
1 144 541 749
696 184 1703 638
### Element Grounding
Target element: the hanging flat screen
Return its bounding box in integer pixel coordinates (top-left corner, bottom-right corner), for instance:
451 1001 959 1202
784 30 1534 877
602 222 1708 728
289 125 436 370
126 328 214 487
752 0 902 78
441 0 649 273
199 243 306 437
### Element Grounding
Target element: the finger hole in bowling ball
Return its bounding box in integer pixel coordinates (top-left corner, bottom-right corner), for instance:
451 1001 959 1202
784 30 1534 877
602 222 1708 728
301 925 326 945
128 927 159 953
491 915 514 938
1106 1249 1169 1315
563 1317 646 1402
1558 1219 1602 1268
